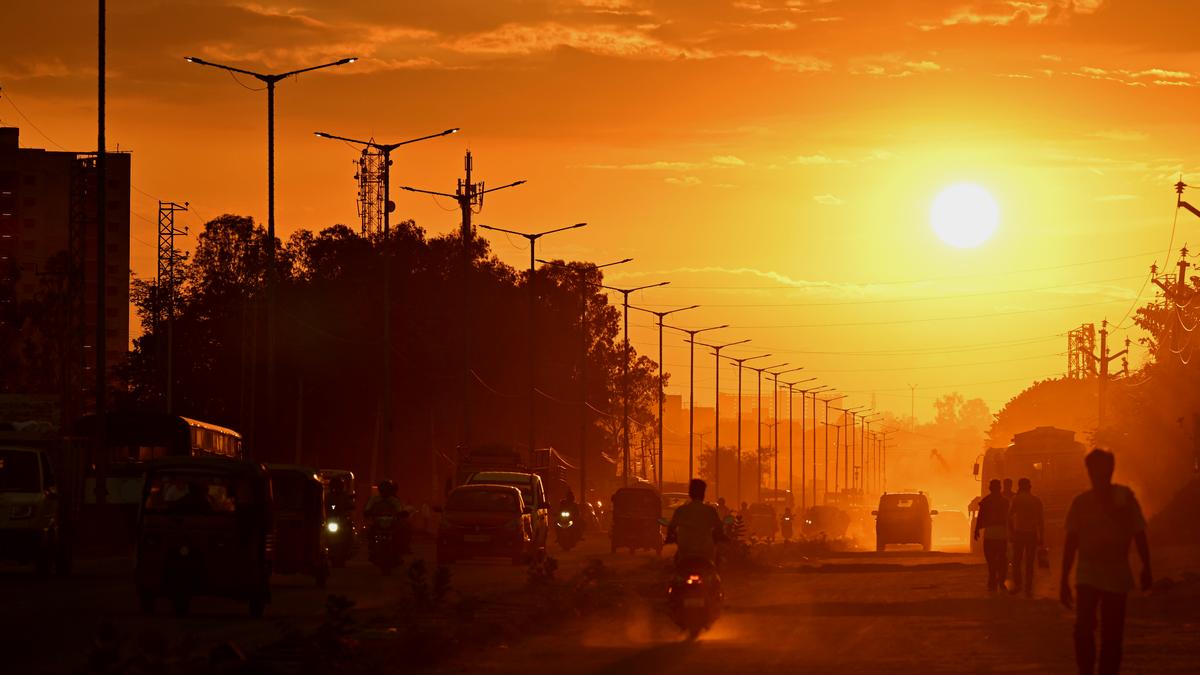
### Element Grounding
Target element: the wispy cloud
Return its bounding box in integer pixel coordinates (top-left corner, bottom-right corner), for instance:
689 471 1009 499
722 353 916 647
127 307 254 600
813 194 844 206
665 175 702 186
582 155 750 171
792 149 894 166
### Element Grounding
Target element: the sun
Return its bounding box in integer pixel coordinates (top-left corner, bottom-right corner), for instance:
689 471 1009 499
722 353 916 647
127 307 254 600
930 182 999 249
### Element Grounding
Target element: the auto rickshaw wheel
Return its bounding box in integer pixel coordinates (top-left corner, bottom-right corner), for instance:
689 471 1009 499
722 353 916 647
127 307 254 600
172 594 191 617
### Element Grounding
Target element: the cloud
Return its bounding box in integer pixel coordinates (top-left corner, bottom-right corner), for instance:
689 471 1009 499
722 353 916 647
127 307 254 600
791 150 894 166
1087 130 1149 142
446 22 715 60
813 194 844 205
793 154 848 165
665 176 702 186
915 0 1107 31
711 155 747 166
851 55 944 78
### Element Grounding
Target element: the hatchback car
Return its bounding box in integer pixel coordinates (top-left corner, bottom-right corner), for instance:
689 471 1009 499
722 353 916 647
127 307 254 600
872 492 937 552
437 484 533 565
0 444 64 575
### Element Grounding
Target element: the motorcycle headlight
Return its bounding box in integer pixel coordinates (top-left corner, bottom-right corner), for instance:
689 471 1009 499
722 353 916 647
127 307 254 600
10 505 35 520
327 521 340 533
560 511 571 518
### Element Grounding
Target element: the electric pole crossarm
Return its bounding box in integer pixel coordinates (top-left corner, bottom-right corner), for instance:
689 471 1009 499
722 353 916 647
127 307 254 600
399 186 458 199
1180 201 1200 219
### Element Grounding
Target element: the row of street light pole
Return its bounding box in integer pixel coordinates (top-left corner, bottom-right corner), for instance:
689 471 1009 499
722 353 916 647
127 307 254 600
183 54 894 504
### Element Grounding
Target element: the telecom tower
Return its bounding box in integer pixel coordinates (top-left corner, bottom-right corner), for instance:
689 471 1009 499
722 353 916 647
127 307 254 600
1066 323 1096 379
156 201 188 413
355 146 385 235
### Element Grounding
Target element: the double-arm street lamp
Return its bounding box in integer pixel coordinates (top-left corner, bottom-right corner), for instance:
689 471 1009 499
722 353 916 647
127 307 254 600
538 258 632 499
860 412 883 494
819 393 846 504
667 324 727 482
795 383 831 510
186 54 357 453
725 353 771 507
696 338 750 500
779 377 816 497
748 361 788 502
768 366 804 495
313 128 457 478
630 304 699 491
479 223 588 459
603 282 671 485
832 405 865 496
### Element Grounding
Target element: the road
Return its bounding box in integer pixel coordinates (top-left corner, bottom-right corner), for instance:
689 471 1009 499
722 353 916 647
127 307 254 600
4 538 1198 673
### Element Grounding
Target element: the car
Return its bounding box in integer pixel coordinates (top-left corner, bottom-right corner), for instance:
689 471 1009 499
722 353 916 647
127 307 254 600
0 443 66 575
873 492 937 552
437 484 534 564
662 491 690 520
464 471 549 552
933 508 970 550
802 504 851 539
746 503 779 542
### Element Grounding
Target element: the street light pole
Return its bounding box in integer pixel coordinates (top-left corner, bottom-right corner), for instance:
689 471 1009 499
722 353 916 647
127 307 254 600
780 377 816 499
725 354 771 507
603 282 670 486
630 304 699 492
768 366 803 496
861 413 882 494
820 393 845 504
667 324 727 483
480 223 588 459
794 384 829 511
695 339 750 500
313 128 457 480
186 54 357 455
832 405 865 497
539 258 632 501
748 362 788 503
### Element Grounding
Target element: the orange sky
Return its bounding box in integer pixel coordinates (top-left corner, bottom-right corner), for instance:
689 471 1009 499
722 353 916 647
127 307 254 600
4 0 1199 420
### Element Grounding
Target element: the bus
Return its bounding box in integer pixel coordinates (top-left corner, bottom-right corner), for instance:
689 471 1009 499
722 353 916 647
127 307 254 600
70 412 244 506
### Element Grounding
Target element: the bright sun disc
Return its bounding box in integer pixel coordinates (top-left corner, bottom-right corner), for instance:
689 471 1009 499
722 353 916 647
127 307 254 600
930 182 999 249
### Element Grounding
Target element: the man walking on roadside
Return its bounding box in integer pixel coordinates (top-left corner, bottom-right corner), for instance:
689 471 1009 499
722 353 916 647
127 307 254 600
974 479 1010 593
1061 449 1153 675
1008 477 1044 597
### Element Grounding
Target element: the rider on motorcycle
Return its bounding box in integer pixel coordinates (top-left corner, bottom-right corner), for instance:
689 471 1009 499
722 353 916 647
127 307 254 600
365 480 409 559
666 479 726 565
558 489 582 529
781 506 795 542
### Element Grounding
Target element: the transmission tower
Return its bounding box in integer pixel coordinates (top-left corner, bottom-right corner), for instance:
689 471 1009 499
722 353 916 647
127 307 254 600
355 146 385 235
156 201 188 413
1066 323 1096 379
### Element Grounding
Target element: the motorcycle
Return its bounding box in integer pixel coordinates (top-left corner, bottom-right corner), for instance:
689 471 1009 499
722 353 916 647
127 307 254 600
667 558 723 639
367 512 410 575
554 507 582 551
780 511 794 542
325 512 357 568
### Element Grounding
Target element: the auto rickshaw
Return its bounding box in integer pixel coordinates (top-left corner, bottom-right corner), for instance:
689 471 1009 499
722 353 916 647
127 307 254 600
266 464 331 587
135 457 272 617
318 469 357 567
746 502 778 542
610 486 663 555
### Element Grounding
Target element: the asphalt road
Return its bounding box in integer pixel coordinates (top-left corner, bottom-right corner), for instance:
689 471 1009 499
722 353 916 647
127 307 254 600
4 536 1198 674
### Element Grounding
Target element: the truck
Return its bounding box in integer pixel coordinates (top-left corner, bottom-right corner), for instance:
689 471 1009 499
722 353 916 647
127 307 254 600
969 426 1089 552
454 444 574 505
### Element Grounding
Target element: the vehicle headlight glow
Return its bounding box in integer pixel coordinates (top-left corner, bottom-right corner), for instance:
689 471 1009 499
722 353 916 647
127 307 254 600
10 505 35 520
327 521 339 533
561 511 571 518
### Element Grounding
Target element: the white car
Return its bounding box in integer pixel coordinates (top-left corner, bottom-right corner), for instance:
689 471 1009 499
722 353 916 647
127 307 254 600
0 444 65 574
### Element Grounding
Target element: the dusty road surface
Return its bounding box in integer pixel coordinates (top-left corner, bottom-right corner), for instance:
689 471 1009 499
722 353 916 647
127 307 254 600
4 538 1198 674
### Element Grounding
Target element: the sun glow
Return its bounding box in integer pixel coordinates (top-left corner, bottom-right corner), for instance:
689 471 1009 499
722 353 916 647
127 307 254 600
930 182 999 249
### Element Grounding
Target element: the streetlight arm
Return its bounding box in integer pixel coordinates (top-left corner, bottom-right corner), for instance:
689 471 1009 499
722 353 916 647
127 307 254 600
387 128 459 149
278 57 358 79
399 186 457 199
313 131 371 146
538 222 588 237
479 180 527 195
606 281 670 294
185 56 265 79
478 224 533 239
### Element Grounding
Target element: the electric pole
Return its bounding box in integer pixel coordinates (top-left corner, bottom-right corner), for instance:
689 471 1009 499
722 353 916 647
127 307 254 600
401 152 525 449
156 201 188 414
630 304 698 492
695 338 750 500
726 353 772 507
1091 319 1129 429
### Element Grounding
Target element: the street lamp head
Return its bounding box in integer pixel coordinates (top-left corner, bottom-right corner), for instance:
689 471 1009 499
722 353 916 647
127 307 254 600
338 57 358 65
184 56 203 64
313 131 332 138
573 222 587 229
443 128 460 135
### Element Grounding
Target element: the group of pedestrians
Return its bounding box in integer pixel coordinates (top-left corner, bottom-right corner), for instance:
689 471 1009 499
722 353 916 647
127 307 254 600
975 449 1153 675
974 476 1045 596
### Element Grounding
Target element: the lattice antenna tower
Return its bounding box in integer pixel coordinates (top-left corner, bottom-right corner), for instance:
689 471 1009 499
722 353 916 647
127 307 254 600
355 145 385 235
1066 323 1096 379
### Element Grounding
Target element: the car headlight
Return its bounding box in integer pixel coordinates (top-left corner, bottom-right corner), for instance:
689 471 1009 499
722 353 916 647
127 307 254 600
327 521 340 533
10 505 35 520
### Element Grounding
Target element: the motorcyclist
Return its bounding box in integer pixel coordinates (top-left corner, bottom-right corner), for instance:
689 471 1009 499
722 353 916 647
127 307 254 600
364 480 409 558
716 497 731 521
781 506 795 542
666 479 726 566
558 489 581 527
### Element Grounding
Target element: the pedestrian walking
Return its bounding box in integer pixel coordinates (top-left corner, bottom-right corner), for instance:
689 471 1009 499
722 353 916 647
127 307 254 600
1008 477 1044 597
974 479 1010 593
1061 449 1153 675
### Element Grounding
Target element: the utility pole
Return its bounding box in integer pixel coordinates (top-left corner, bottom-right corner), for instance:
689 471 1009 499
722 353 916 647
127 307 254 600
794 384 829 511
669 323 727 482
726 354 771 507
94 0 107 505
780 378 816 500
695 339 750 500
604 282 670 485
629 304 697 492
402 152 525 449
1091 319 1129 429
908 384 917 431
156 201 188 414
820 394 845 504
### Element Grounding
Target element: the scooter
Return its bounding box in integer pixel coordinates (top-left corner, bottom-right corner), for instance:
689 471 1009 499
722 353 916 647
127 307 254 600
367 512 410 575
325 511 357 568
554 508 582 551
667 558 723 639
